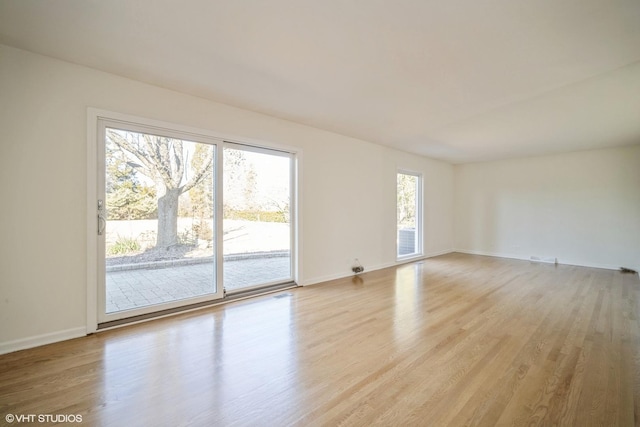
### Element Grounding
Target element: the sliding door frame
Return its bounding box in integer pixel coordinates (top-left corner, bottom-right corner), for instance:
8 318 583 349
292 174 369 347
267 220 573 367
96 118 225 324
86 109 300 333
223 142 297 294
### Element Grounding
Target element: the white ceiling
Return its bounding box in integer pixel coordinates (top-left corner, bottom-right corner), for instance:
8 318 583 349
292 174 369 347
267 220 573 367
1 0 640 163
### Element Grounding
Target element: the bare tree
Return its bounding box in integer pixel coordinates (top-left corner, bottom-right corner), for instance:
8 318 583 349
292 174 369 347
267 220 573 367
397 173 417 227
107 129 213 248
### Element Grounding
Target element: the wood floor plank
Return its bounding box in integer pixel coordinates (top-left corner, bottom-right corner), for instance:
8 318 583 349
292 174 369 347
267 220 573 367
0 253 638 426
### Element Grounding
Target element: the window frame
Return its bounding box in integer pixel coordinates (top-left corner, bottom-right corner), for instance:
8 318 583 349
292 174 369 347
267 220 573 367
396 169 423 261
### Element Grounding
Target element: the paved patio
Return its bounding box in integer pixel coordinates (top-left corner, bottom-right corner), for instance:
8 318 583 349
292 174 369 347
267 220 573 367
106 256 291 313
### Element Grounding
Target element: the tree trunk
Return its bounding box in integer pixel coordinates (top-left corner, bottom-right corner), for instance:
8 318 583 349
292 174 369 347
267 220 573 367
157 187 180 248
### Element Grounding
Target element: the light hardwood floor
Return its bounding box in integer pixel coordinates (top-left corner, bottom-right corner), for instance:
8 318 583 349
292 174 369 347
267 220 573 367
1 253 638 426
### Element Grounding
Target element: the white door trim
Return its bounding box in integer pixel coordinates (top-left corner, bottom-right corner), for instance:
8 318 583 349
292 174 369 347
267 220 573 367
86 108 302 331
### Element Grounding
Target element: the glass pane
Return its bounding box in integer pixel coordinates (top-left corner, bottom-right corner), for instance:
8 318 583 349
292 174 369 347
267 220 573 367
104 128 216 313
397 173 418 257
223 147 291 291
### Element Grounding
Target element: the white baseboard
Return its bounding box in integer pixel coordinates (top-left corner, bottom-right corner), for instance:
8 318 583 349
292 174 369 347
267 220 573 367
0 327 86 355
454 249 622 271
300 262 394 286
300 249 455 287
454 249 528 262
424 248 456 259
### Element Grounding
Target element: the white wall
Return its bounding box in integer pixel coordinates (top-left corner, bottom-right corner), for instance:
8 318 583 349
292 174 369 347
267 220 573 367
0 44 454 352
454 145 640 270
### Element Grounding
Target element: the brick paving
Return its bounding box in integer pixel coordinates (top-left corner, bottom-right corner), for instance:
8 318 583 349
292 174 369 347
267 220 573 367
106 256 291 313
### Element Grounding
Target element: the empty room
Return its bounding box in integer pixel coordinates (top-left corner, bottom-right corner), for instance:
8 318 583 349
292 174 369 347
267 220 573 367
1 1 639 426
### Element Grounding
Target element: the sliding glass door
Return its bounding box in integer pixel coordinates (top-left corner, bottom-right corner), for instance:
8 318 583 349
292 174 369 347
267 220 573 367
97 120 223 323
95 115 297 325
223 144 294 293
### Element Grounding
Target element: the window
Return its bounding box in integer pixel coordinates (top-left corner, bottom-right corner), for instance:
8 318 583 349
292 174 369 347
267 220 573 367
397 171 422 258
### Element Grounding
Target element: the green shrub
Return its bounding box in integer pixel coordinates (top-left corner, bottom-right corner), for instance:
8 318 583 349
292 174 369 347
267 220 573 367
178 230 197 245
223 209 288 223
192 220 213 240
107 235 141 255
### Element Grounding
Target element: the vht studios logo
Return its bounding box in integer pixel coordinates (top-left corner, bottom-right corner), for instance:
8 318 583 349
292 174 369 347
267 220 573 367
5 413 83 423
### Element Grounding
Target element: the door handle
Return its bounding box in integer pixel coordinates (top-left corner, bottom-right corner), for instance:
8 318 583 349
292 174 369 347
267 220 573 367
98 213 106 236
